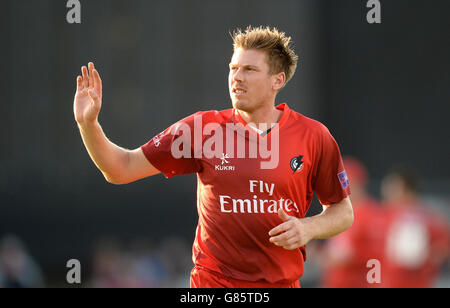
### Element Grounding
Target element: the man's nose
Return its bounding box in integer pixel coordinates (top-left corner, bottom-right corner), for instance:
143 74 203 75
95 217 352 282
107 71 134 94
232 68 244 83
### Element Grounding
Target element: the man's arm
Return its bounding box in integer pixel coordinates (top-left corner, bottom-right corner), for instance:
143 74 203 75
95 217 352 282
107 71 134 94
305 197 354 240
74 62 160 184
269 197 354 250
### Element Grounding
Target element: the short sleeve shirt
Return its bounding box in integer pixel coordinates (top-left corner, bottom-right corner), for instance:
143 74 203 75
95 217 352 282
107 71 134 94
141 104 350 284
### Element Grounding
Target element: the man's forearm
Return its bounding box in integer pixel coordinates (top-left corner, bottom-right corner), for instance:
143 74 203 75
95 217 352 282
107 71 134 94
304 197 354 240
78 121 130 184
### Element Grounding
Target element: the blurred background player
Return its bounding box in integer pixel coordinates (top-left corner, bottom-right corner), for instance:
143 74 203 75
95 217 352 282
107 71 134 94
319 157 387 288
0 235 44 288
380 167 449 288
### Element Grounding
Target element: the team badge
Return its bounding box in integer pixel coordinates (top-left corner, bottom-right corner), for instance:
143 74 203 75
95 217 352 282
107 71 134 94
290 155 304 174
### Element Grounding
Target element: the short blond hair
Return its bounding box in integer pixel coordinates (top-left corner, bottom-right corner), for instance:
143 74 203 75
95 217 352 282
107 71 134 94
231 26 299 86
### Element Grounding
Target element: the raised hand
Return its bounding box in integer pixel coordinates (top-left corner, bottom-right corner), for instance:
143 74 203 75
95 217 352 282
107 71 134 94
73 62 103 125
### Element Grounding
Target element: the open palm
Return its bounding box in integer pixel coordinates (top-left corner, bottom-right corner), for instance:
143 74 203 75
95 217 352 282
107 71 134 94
74 62 103 124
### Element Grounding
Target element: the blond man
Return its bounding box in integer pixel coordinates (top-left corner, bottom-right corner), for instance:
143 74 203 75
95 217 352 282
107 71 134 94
74 26 354 288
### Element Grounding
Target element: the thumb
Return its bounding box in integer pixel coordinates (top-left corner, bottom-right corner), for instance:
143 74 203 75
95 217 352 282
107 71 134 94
278 208 291 222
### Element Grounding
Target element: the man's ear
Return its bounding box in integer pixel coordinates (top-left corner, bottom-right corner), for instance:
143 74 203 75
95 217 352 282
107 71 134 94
272 72 286 92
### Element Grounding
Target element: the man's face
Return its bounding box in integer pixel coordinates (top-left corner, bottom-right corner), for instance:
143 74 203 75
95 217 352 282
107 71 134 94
381 174 405 203
229 48 281 113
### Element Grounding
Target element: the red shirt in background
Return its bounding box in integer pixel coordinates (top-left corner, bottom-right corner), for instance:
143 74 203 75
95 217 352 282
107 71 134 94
381 202 449 288
321 197 388 288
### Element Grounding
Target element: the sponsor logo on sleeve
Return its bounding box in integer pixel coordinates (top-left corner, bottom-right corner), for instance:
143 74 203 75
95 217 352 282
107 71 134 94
338 170 350 189
153 132 164 148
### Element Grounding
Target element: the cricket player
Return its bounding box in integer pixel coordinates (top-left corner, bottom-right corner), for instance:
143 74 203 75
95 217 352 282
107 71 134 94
320 157 385 288
380 168 449 288
74 26 354 288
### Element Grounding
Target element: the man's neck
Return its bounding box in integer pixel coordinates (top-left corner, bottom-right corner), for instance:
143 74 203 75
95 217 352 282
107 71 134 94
237 105 283 129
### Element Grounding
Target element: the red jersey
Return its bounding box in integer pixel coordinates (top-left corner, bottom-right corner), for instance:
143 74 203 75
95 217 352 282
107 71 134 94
141 104 350 284
381 203 449 288
321 197 388 288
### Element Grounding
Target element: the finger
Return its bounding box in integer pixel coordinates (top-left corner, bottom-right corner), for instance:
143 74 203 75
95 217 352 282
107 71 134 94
275 236 302 250
76 76 83 92
82 66 89 88
269 221 292 237
278 208 292 222
270 229 295 245
283 243 301 251
88 62 95 89
92 68 102 94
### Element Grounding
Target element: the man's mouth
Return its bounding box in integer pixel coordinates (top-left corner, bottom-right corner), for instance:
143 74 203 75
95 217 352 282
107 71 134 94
232 87 247 95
